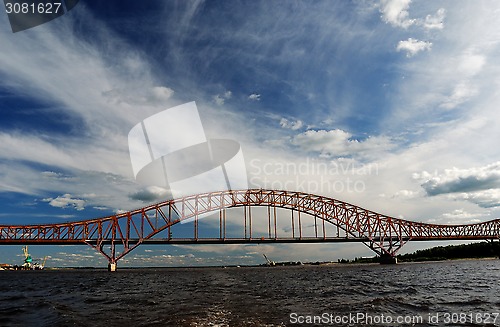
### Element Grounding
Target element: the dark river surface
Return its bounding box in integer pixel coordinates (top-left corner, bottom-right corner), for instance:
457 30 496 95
1 259 499 326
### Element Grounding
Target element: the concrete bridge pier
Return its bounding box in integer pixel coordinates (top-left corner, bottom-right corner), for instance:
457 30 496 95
492 240 500 259
485 239 500 259
108 262 117 272
379 253 398 264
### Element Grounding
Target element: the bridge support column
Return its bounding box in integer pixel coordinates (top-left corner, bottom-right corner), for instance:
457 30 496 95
492 239 500 259
379 253 398 265
108 262 117 272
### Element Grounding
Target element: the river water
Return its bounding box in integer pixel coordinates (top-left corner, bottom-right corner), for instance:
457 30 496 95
1 259 499 326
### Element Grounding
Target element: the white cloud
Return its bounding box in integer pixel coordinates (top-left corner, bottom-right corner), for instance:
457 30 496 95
390 189 420 199
415 162 500 196
151 86 175 102
379 1 446 31
212 90 232 106
103 86 174 106
423 8 446 30
43 194 86 211
290 129 394 159
441 208 485 224
451 189 500 208
379 0 415 29
435 52 485 109
434 52 485 110
248 93 261 101
291 129 350 156
377 1 445 61
0 133 78 170
213 94 225 106
414 162 500 208
457 53 485 76
396 38 432 57
41 171 64 179
439 81 478 109
279 118 303 130
0 132 133 179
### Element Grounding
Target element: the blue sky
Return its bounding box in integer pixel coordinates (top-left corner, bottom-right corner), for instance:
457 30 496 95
1 0 500 267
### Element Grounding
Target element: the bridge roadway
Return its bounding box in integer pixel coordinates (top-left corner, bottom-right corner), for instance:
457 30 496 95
2 236 496 246
0 189 499 269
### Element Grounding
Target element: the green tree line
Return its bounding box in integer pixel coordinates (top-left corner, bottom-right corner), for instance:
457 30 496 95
397 241 500 262
340 241 500 263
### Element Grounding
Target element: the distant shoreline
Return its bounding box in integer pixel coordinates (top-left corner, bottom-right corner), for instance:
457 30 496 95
4 241 499 271
8 257 496 271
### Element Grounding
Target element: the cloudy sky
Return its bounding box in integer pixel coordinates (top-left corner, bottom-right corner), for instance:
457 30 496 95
1 0 500 267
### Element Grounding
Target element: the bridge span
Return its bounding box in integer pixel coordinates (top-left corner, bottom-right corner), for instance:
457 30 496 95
1 189 499 270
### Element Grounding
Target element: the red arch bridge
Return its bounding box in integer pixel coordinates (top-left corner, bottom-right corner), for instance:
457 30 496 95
1 189 499 269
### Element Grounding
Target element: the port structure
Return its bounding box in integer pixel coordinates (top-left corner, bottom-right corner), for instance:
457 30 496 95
0 189 499 269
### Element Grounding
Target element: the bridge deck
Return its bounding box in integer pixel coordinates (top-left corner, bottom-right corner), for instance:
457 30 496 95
0 236 494 246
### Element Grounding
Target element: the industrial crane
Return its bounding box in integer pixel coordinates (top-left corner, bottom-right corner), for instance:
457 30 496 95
262 254 275 266
21 246 46 270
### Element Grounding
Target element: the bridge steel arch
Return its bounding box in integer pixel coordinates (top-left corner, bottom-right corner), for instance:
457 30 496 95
0 189 499 268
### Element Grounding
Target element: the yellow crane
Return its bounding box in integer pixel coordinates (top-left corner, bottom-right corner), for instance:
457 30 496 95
262 254 275 266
